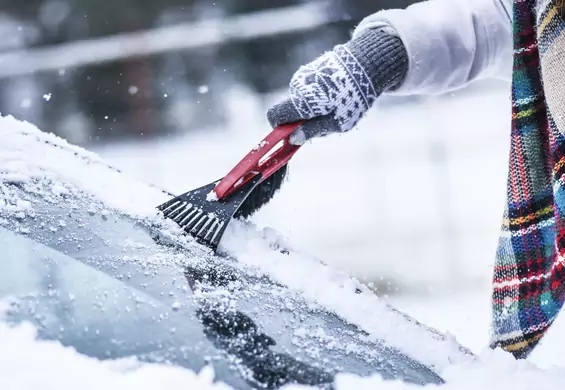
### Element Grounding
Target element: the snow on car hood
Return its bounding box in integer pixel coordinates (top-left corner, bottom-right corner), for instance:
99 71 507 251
0 115 470 372
0 320 233 390
0 115 170 220
3 317 564 390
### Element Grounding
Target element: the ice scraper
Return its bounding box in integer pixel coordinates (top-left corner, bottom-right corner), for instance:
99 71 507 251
157 121 304 251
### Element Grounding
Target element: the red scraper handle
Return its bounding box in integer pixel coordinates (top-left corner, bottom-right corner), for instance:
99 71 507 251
214 121 304 200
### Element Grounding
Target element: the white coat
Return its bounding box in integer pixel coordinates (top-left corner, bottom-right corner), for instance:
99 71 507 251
353 0 514 95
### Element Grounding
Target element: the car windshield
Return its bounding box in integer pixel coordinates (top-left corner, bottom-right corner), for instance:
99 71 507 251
0 184 443 389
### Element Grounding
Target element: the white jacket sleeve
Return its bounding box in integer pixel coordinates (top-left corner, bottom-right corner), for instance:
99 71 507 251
353 0 513 95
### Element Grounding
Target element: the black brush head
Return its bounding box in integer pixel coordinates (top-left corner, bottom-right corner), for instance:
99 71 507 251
157 164 288 250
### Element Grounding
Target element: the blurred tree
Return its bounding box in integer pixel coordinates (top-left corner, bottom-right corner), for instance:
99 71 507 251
0 0 420 144
61 0 201 140
219 0 420 95
2 1 44 21
221 0 328 95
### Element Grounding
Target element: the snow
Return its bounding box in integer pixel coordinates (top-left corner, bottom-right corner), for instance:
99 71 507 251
219 219 472 371
2 312 565 390
0 321 232 390
286 349 565 390
0 112 462 387
3 82 565 388
207 190 219 202
0 114 170 219
97 83 511 292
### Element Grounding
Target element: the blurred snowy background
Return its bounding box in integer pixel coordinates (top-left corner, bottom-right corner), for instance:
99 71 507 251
4 0 565 370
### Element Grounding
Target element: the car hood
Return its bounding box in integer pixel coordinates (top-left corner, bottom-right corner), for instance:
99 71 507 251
0 116 472 385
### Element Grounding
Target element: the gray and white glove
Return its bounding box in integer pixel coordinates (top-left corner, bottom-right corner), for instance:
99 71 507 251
267 28 409 145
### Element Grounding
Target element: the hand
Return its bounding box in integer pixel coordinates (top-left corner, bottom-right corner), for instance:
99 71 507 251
267 28 408 145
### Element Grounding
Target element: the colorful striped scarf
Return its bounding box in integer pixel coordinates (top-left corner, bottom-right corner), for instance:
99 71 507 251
490 0 565 358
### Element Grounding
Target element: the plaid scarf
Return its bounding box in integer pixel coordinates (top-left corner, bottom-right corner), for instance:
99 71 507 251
490 0 565 358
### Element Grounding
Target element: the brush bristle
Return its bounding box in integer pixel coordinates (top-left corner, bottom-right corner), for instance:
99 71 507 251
234 164 288 219
160 200 225 247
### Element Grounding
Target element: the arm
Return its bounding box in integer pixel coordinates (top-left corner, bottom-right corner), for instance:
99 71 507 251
267 0 513 143
355 0 513 95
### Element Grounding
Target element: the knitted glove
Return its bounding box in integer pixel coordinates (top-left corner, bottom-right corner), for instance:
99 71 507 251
267 28 408 145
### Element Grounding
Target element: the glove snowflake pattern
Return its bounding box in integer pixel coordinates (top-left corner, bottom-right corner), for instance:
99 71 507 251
268 29 408 144
289 45 377 132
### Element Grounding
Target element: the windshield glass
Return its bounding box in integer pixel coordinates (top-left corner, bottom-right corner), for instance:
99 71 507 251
0 184 443 388
0 224 258 390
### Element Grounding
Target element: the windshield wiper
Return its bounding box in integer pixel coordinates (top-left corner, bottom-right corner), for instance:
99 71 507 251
197 305 335 389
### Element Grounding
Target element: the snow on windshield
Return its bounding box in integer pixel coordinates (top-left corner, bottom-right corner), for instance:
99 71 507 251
0 115 169 220
219 220 473 371
0 114 470 370
0 319 232 390
2 310 565 390
3 113 565 389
